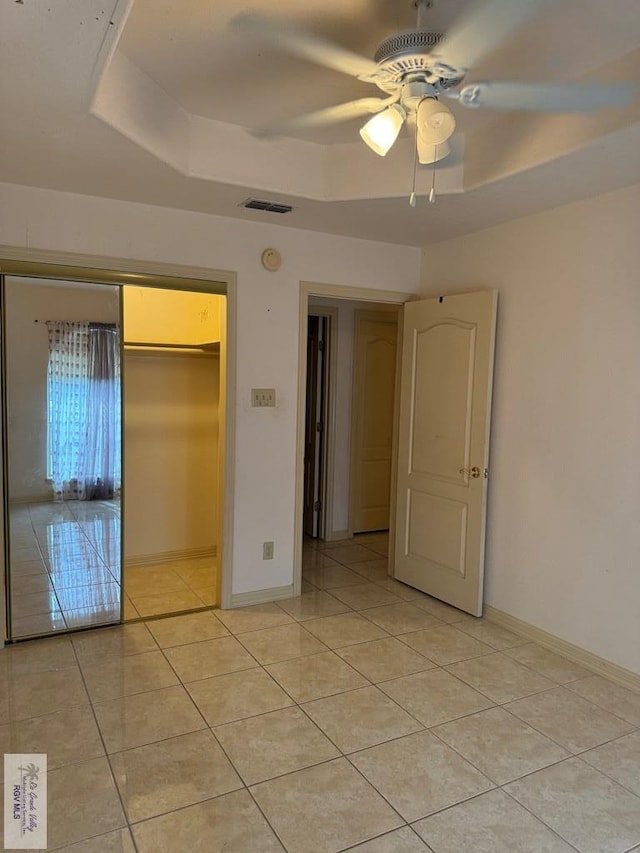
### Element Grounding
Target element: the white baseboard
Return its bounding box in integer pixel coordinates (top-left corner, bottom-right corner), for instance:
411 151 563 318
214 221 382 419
485 605 640 695
9 494 52 505
229 584 294 608
126 546 216 568
323 529 352 543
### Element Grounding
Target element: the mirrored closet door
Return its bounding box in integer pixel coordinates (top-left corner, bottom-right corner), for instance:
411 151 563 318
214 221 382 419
2 274 224 640
2 276 122 638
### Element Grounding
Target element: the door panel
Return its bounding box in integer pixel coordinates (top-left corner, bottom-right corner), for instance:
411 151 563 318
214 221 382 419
351 311 398 533
411 322 475 481
394 291 497 615
407 491 468 576
1 275 123 640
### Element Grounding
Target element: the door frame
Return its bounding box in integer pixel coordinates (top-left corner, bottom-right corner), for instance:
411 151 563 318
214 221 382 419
0 245 237 646
306 306 337 542
294 281 415 597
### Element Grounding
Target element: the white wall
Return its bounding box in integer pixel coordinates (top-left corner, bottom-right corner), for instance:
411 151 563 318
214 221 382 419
124 352 219 559
0 182 421 596
4 278 119 501
421 183 640 674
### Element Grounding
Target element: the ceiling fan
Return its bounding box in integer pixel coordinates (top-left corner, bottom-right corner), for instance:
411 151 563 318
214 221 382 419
232 0 634 167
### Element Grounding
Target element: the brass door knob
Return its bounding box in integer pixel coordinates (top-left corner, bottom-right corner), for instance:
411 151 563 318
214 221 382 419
459 466 488 479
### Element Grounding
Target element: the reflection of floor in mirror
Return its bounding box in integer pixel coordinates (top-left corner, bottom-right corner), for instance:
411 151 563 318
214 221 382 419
8 499 122 638
6 499 219 638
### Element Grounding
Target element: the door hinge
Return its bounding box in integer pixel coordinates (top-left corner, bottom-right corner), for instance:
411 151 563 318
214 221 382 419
314 500 322 511
318 339 325 351
316 422 323 433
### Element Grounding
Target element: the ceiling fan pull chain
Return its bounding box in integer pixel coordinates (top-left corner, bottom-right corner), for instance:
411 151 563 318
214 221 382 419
428 144 437 204
409 117 419 207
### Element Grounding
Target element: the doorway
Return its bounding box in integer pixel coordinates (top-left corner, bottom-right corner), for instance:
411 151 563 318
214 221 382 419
296 284 497 616
297 290 406 606
301 297 400 545
1 262 232 642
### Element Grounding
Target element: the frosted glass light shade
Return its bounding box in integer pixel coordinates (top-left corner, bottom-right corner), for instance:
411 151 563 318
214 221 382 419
417 138 451 165
417 97 456 145
359 104 406 156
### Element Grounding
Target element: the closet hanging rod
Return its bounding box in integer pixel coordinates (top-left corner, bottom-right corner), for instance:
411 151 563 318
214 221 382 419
34 320 118 328
123 340 219 352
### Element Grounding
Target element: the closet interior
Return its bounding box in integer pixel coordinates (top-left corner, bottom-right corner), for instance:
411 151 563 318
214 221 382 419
122 285 222 619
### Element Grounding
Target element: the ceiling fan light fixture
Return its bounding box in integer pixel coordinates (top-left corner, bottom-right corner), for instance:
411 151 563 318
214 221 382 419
417 138 451 165
417 97 456 145
359 104 406 156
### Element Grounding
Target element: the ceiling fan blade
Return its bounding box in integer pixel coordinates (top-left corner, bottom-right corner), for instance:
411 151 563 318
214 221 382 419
252 97 397 137
433 0 557 74
231 13 385 82
453 81 637 112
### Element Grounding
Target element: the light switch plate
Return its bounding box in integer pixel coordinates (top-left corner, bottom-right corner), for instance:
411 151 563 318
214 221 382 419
252 388 276 407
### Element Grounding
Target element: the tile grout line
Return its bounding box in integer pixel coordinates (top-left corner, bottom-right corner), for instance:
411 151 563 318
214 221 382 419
67 632 138 853
498 686 638 756
428 717 574 789
570 753 640 803
497 783 583 852
562 680 640 727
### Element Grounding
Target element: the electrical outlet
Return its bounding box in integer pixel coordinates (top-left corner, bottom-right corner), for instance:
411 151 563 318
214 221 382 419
262 541 274 560
252 388 276 407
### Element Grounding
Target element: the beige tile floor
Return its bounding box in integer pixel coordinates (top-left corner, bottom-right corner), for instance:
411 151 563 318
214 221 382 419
0 533 639 851
7 501 217 638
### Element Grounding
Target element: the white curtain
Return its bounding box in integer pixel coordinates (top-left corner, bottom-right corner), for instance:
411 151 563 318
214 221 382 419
47 321 121 501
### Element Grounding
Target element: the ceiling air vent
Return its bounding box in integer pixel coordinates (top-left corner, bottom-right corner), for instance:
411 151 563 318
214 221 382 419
240 198 293 214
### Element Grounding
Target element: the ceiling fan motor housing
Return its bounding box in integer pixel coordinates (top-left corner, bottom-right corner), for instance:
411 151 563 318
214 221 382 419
374 30 465 91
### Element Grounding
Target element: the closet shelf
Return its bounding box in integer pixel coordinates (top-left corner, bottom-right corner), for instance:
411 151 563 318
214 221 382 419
124 341 219 356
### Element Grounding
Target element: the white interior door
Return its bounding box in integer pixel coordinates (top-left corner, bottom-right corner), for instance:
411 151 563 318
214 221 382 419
351 311 398 533
394 290 497 615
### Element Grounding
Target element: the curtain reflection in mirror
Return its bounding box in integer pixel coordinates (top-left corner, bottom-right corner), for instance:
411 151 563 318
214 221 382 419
46 321 121 502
